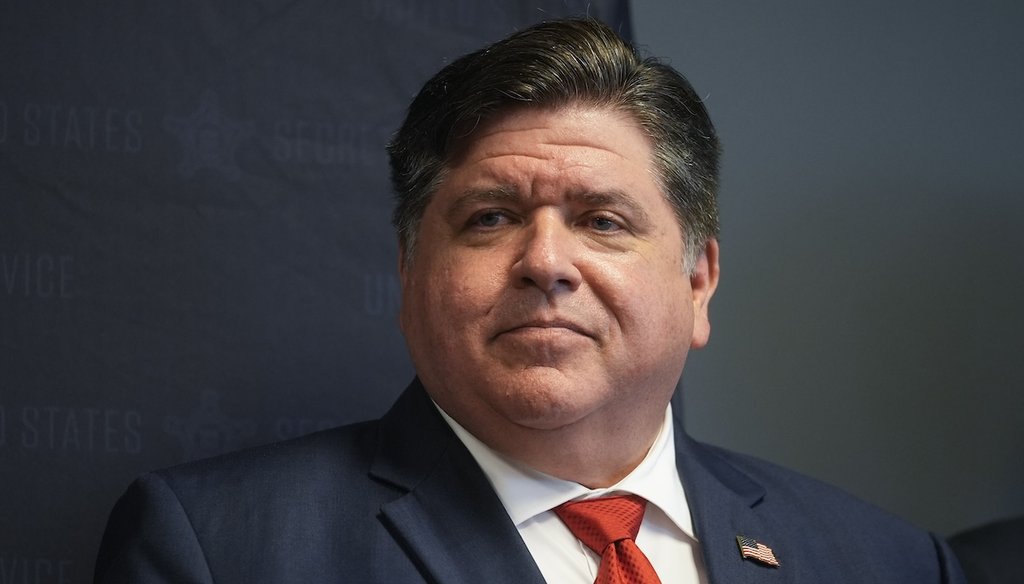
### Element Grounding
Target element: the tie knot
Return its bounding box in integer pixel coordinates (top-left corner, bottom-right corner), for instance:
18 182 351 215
554 494 647 554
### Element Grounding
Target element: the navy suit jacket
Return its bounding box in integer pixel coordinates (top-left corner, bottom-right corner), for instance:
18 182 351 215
95 379 965 583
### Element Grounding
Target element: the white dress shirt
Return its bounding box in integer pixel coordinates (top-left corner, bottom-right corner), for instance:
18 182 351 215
437 405 707 584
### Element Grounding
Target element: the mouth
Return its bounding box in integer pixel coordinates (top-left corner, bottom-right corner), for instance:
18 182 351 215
494 319 593 340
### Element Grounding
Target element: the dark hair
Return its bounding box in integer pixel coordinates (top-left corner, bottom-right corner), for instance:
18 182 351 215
388 18 719 271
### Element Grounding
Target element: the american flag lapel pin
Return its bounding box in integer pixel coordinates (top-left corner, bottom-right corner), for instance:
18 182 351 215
736 535 781 568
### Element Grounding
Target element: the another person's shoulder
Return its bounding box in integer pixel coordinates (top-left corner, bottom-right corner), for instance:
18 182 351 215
948 516 1024 584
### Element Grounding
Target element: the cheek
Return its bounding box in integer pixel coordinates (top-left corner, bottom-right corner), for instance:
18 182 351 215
596 254 686 312
612 263 694 345
653 272 694 331
412 257 502 330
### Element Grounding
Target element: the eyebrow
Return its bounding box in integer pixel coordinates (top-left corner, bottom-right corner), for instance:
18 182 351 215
446 185 521 217
446 185 652 226
576 190 652 225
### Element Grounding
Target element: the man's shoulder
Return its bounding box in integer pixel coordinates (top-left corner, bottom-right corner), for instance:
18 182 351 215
697 440 917 528
145 418 386 507
128 381 447 513
684 439 965 582
94 407 447 582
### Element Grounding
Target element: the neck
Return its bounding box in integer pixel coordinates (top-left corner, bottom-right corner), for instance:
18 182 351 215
454 402 668 488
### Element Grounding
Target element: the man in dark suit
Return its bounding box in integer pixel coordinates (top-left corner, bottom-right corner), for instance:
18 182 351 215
95 19 965 583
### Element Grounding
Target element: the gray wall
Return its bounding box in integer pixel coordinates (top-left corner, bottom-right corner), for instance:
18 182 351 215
635 1 1024 536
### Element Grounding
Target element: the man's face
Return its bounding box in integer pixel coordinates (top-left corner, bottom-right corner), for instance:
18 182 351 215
399 105 718 444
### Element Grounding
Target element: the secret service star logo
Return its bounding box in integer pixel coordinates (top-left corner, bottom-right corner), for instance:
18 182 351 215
164 389 257 461
163 90 254 181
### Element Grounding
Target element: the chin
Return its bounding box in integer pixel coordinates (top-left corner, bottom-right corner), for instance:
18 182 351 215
490 369 606 431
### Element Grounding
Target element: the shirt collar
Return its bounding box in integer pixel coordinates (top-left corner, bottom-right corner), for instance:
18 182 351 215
436 404 695 539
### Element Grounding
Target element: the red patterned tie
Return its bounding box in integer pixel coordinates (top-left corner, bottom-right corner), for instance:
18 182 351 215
554 494 662 584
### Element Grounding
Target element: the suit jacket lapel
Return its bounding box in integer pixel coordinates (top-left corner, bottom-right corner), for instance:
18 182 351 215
675 429 791 584
370 381 792 584
370 380 547 584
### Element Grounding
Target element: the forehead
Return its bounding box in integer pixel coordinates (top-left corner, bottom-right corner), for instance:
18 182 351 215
444 105 658 192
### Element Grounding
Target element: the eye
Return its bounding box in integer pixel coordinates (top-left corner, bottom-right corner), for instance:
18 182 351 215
469 210 510 229
588 215 622 232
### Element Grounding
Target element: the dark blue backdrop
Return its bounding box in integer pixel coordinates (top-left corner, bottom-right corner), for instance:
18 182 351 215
0 3 631 581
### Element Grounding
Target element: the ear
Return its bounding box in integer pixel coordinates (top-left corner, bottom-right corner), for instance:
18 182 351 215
397 238 410 334
689 238 720 349
397 237 409 285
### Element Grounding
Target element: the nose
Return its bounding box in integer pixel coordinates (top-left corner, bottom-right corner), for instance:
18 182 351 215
511 212 583 295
